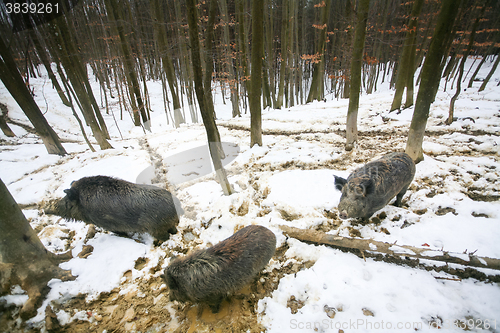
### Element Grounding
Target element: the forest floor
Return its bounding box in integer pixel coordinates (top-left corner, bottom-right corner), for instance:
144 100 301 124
1 59 500 333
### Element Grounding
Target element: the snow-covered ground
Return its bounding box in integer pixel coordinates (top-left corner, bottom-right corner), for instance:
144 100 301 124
1 57 499 332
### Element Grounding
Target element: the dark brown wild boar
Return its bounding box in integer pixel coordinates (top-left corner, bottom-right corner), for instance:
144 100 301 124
164 225 276 312
45 176 182 241
334 152 415 220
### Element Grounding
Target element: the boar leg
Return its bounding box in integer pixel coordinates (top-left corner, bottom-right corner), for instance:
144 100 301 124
208 295 224 313
394 186 409 207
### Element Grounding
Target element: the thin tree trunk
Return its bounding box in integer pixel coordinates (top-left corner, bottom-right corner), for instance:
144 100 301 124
59 11 111 140
175 0 198 123
306 0 331 103
186 0 233 195
345 0 370 151
467 33 499 88
447 3 485 125
276 1 289 109
468 55 488 88
204 0 218 120
105 0 149 130
47 18 113 150
59 66 96 152
264 0 276 108
219 0 240 118
0 37 67 156
406 0 460 162
29 30 71 107
341 0 355 99
404 29 418 108
237 0 250 114
250 0 264 147
390 0 424 111
366 1 390 94
478 54 500 92
150 0 183 127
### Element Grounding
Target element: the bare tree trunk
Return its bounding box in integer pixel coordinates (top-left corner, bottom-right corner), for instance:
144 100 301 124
250 0 264 147
0 36 67 156
219 0 240 118
175 0 198 123
263 0 276 108
204 0 218 120
447 3 485 125
276 0 289 109
105 0 150 130
406 0 459 162
306 0 331 103
390 0 423 111
47 18 113 150
186 0 233 195
150 0 184 127
467 31 499 88
404 30 418 108
341 0 355 99
0 179 74 320
366 1 390 95
345 0 370 151
59 67 96 152
29 30 71 107
478 53 500 92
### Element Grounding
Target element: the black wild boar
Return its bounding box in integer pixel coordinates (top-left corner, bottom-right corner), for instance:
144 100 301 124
164 225 276 312
45 176 182 241
334 152 415 220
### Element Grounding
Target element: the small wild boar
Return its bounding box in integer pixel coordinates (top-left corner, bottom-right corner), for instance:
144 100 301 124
45 176 182 241
334 152 415 220
164 225 276 312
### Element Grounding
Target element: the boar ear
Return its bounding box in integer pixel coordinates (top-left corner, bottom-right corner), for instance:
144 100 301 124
64 188 79 201
334 175 347 191
363 180 375 197
165 271 178 289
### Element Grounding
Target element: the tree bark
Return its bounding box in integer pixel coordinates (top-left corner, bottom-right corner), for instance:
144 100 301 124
0 179 74 320
105 0 150 130
218 0 240 118
29 30 71 107
249 0 264 147
306 0 331 103
204 0 218 120
47 18 113 150
186 0 233 195
447 3 485 125
150 0 184 127
0 36 67 156
276 0 289 109
406 0 459 162
390 0 424 111
478 53 500 92
345 0 370 151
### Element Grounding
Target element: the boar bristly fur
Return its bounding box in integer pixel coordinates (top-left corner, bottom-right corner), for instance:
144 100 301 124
164 225 276 312
334 152 415 220
45 176 182 241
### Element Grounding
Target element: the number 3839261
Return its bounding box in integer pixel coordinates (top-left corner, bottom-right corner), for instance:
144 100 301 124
5 2 59 14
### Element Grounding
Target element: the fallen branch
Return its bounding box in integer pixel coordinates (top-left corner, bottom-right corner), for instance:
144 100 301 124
280 225 500 271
